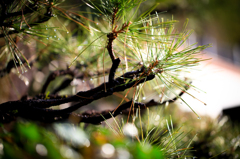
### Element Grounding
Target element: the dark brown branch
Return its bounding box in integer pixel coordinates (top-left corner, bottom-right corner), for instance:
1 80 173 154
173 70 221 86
0 58 156 123
106 7 131 63
107 32 117 62
0 60 123 111
32 94 72 100
109 58 120 83
112 7 118 28
46 74 155 115
0 77 190 124
25 87 187 124
70 87 189 125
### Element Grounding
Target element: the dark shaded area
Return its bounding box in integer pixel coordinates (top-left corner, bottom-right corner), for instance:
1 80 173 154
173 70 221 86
221 106 240 125
0 1 53 38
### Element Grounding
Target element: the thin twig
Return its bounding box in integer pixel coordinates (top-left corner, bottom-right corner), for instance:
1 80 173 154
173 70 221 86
41 69 74 94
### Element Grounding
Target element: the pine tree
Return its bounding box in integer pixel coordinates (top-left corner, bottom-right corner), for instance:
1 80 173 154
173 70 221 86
0 0 209 124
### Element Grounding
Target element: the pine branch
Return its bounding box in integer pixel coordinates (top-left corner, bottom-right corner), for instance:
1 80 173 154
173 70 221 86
0 0 206 125
0 56 35 78
0 58 156 123
78 90 187 125
14 88 187 125
0 56 190 124
0 1 53 38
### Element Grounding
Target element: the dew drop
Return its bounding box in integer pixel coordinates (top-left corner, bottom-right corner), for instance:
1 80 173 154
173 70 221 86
198 117 201 120
47 38 49 40
142 97 146 100
67 31 69 34
90 78 93 81
54 35 56 38
54 29 56 32
46 28 48 30
82 80 85 83
58 38 60 40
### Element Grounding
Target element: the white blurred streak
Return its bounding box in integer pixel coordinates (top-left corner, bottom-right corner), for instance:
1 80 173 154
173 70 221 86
180 55 240 118
54 124 90 147
0 143 3 155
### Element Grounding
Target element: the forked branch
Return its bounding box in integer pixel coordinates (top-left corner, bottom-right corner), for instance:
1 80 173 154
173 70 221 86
0 55 190 124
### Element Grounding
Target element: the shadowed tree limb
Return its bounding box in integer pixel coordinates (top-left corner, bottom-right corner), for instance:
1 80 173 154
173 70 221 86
0 78 189 124
0 58 154 123
13 88 187 125
78 91 187 125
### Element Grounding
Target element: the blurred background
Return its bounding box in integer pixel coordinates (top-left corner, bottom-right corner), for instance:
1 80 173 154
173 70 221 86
146 0 240 119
